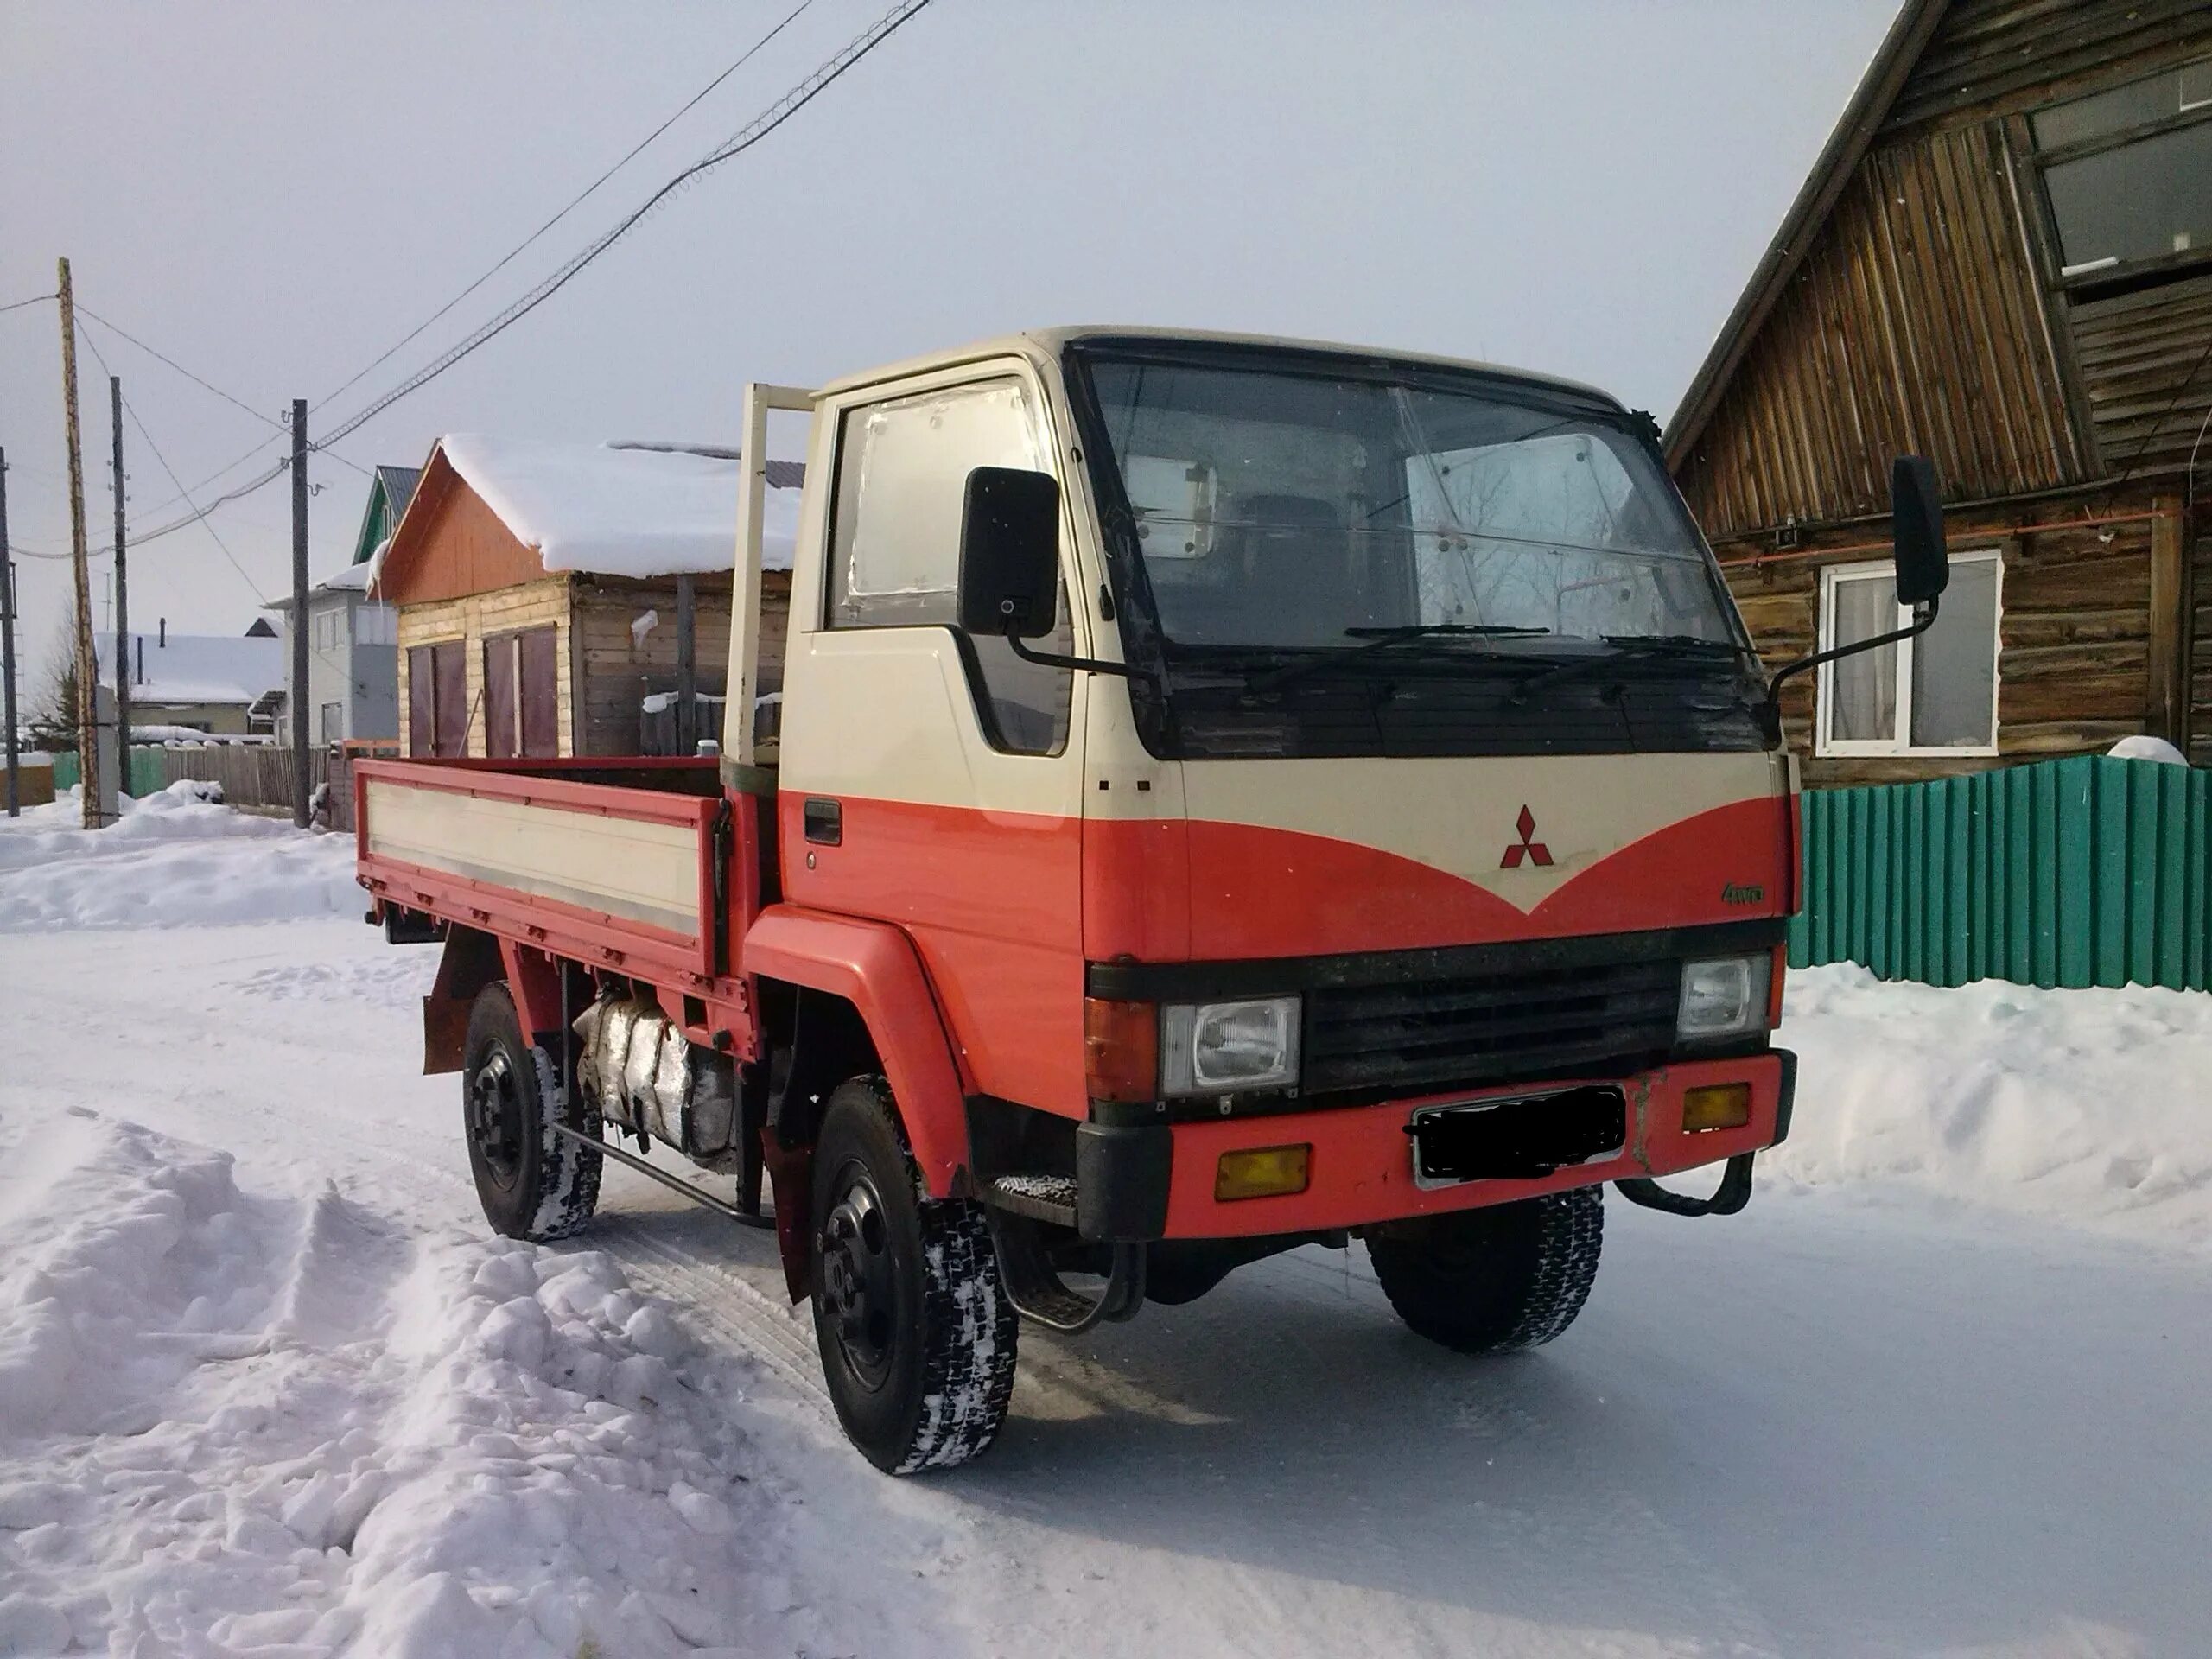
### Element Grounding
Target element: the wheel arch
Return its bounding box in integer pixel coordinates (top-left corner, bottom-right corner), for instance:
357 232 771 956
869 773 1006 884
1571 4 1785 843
422 925 504 1075
744 905 972 1198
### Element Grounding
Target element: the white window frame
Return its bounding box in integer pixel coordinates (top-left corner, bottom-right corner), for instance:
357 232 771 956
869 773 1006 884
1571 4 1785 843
1815 548 2002 758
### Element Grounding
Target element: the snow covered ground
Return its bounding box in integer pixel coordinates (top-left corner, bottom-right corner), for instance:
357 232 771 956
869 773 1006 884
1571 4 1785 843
2 787 2209 1657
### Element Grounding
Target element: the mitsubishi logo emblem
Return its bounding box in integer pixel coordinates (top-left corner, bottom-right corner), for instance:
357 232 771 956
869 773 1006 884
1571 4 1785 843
1501 804 1552 869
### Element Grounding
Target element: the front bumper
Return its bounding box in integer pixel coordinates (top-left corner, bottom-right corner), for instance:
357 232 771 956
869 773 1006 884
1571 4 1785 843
1079 1048 1796 1241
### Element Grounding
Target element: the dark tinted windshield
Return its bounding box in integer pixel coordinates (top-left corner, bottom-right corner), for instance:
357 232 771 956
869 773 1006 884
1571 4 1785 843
1081 353 1738 653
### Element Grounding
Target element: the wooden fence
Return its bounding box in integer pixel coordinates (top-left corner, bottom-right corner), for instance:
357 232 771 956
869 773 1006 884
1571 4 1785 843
54 746 362 830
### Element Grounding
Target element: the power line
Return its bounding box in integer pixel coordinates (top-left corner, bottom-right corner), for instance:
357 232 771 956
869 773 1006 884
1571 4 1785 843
315 0 817 411
75 307 283 429
79 328 268 602
0 293 56 317
316 0 935 449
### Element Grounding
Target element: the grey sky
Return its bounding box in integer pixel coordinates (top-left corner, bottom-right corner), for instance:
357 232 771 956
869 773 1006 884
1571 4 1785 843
1 0 1896 671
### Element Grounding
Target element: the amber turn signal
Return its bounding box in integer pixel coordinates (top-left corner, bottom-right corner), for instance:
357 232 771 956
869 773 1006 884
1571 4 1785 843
1214 1143 1312 1202
1681 1082 1753 1133
1084 998 1158 1103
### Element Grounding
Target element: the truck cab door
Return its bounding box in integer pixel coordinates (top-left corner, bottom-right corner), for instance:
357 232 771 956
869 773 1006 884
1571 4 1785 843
776 362 1090 1115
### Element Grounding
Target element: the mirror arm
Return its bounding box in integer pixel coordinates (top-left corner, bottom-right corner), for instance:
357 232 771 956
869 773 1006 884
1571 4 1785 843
1759 595 1940 745
1003 630 1158 687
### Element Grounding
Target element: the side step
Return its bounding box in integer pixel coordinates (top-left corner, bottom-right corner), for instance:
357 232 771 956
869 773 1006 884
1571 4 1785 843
982 1176 1145 1332
983 1173 1077 1229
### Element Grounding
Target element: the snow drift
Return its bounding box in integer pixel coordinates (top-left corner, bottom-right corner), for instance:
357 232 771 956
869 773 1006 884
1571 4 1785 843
1769 965 2212 1246
0 782 359 932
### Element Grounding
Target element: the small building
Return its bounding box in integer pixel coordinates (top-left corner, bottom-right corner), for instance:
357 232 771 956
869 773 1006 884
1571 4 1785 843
93 622 284 738
374 437 800 758
1666 0 2210 785
260 466 416 744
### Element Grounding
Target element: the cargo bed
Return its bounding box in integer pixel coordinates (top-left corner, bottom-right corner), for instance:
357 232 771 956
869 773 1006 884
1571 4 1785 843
354 756 743 986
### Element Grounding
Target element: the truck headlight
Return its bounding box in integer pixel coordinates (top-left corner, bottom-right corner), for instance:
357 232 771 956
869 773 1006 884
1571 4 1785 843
1676 954 1773 1042
1161 996 1300 1095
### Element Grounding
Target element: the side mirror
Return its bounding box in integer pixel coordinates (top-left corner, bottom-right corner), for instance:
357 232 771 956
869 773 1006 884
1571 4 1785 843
1891 454 1948 607
957 467 1060 640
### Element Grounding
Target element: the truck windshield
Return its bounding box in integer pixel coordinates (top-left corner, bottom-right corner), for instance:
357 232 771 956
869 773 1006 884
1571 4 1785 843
1077 351 1739 657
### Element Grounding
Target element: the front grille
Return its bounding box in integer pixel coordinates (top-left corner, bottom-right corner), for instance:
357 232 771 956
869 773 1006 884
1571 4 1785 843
1304 956 1681 1098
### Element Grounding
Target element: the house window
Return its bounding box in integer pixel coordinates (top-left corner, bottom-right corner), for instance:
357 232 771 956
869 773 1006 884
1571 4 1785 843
320 702 344 744
1816 551 2000 757
2031 58 2212 283
355 604 396 647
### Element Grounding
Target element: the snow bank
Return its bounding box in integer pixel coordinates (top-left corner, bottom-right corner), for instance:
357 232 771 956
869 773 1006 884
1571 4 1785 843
439 435 801 578
0 1110 821 1659
1770 964 2212 1246
0 782 359 931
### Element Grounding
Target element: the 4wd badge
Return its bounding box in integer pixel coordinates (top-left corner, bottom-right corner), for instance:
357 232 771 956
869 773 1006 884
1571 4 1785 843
1501 805 1552 869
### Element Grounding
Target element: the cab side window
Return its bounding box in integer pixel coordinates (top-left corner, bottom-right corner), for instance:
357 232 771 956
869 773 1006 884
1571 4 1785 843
828 378 1073 754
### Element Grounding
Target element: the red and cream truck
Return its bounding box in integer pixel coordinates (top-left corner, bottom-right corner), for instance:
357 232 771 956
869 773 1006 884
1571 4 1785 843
358 327 1948 1472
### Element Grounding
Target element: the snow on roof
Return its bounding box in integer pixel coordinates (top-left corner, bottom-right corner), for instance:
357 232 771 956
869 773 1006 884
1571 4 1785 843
437 435 801 578
94 631 285 709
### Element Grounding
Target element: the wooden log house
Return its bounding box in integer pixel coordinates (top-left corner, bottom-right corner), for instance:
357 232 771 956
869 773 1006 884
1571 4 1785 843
373 437 801 760
1666 0 2211 785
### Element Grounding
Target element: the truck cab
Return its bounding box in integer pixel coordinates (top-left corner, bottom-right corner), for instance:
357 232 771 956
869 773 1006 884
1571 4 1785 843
371 327 1948 1473
748 329 1792 1449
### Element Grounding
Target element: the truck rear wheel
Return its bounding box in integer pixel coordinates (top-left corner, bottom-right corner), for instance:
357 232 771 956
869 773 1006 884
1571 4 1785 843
1367 1185 1603 1354
810 1077 1018 1474
462 982 601 1243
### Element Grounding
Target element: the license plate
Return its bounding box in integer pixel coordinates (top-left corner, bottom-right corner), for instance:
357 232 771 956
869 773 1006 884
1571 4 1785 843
1408 1085 1627 1187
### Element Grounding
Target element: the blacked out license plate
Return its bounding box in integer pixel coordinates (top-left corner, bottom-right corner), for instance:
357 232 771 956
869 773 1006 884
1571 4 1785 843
1408 1085 1628 1186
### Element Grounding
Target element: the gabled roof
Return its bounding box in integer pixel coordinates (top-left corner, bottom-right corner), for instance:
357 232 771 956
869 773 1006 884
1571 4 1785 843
380 436 802 599
95 629 285 708
351 464 423 566
1662 0 1948 469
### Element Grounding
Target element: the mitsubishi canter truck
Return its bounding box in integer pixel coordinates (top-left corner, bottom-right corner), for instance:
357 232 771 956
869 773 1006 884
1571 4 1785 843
358 327 1948 1471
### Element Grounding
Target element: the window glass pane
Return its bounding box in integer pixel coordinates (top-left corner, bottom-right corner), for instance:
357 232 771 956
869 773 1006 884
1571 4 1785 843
828 378 1071 753
1910 558 1998 749
830 378 1044 626
2044 120 2212 273
2031 65 2189 149
1827 572 1897 744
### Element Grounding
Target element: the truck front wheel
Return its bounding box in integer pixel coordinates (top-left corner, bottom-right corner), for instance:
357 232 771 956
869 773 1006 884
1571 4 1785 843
810 1077 1019 1474
461 982 601 1243
1367 1185 1603 1354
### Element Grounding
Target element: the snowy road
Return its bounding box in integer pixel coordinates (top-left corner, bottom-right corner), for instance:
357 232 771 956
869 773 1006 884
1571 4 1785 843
3 804 2209 1657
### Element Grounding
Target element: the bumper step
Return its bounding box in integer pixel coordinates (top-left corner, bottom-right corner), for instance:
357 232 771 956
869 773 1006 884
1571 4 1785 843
984 1173 1077 1229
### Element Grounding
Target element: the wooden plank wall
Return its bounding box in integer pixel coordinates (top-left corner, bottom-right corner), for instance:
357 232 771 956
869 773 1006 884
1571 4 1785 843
569 574 791 757
2194 520 2212 766
2070 271 2212 480
1722 501 2163 786
395 578 575 758
1674 118 2087 541
1885 0 2212 133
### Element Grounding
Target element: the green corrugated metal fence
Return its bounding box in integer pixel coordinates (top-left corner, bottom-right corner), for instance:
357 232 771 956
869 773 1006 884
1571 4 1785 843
1789 756 2209 992
48 749 172 795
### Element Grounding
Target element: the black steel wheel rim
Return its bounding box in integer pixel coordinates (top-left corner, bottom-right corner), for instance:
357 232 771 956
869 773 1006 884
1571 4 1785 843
468 1048 526 1191
820 1160 900 1390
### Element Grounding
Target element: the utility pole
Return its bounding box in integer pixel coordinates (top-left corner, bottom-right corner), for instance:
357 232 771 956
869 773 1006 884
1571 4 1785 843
57 257 104 829
1 448 18 817
289 398 309 827
111 375 130 783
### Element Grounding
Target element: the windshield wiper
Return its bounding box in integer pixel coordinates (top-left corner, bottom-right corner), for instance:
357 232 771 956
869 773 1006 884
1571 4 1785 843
1508 634 1745 702
1253 623 1551 693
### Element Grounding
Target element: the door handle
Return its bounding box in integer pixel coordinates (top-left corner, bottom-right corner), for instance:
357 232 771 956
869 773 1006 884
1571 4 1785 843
803 798 842 846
